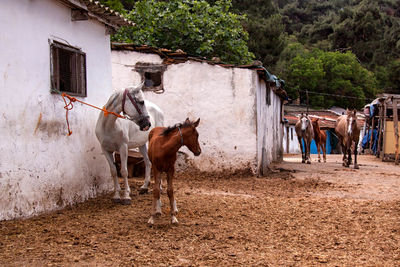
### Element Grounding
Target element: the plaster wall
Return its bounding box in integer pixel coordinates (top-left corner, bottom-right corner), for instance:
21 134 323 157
112 51 258 172
0 0 114 220
256 80 284 174
283 125 301 154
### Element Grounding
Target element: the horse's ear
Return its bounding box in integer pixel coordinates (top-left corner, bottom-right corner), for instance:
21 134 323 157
185 117 190 124
353 109 357 116
315 118 319 122
193 118 200 128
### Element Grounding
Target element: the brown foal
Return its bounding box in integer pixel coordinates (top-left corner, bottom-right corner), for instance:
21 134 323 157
311 118 327 163
147 118 201 225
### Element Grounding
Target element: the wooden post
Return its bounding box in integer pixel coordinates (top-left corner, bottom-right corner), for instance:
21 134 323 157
393 99 399 165
376 102 384 158
382 100 387 160
369 115 375 153
286 126 290 153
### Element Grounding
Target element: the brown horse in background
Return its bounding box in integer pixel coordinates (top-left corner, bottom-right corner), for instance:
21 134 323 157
312 118 327 163
295 113 314 164
147 118 201 225
335 109 360 169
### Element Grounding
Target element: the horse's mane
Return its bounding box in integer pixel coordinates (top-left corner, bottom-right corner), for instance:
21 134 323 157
104 84 144 110
104 91 120 110
162 120 192 136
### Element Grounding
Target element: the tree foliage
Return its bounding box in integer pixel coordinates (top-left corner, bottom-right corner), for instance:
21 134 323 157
287 50 378 109
112 0 254 64
228 0 287 68
99 0 400 108
276 0 400 99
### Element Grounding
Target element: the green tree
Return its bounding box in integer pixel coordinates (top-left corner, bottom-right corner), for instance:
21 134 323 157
275 36 307 96
227 0 287 68
99 0 136 14
277 0 399 95
316 50 377 108
379 59 400 94
113 0 254 64
286 50 378 109
287 54 325 104
243 14 287 68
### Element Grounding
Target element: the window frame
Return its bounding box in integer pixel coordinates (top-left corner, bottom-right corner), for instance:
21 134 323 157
134 62 166 94
50 41 87 97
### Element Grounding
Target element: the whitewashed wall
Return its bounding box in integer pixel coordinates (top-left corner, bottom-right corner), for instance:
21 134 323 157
256 79 284 174
283 125 301 153
112 51 259 173
0 0 114 220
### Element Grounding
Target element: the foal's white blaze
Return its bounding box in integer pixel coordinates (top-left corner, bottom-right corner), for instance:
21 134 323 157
348 117 353 135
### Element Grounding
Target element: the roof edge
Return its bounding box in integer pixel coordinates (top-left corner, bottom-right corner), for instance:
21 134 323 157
58 0 134 28
111 42 287 99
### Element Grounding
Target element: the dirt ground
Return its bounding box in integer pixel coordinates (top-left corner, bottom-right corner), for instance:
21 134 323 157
1 154 399 266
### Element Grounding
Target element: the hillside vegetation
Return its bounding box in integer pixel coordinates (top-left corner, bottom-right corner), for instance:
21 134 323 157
101 0 400 108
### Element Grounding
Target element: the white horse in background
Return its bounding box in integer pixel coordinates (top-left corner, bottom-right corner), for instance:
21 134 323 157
95 84 164 204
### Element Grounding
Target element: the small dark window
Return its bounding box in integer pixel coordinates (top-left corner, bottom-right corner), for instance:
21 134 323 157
135 62 166 94
290 128 293 140
50 42 86 97
144 72 162 87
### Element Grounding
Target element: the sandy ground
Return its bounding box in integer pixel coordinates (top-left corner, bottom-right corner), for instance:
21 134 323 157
1 154 399 266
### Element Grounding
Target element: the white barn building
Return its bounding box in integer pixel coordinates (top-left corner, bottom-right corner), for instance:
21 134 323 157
0 0 131 220
111 44 287 176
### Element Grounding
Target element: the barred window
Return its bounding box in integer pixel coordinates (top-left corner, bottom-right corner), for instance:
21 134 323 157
50 42 86 97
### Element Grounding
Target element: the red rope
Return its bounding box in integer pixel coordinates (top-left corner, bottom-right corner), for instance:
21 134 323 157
61 93 125 136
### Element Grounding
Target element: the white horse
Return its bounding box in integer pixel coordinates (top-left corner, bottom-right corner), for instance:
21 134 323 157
95 84 164 204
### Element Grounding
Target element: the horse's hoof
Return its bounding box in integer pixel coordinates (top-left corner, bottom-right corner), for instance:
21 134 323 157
318 159 321 163
155 211 162 217
121 198 131 205
171 216 179 225
306 160 311 164
354 164 359 169
302 160 305 163
112 198 121 204
139 188 148 195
